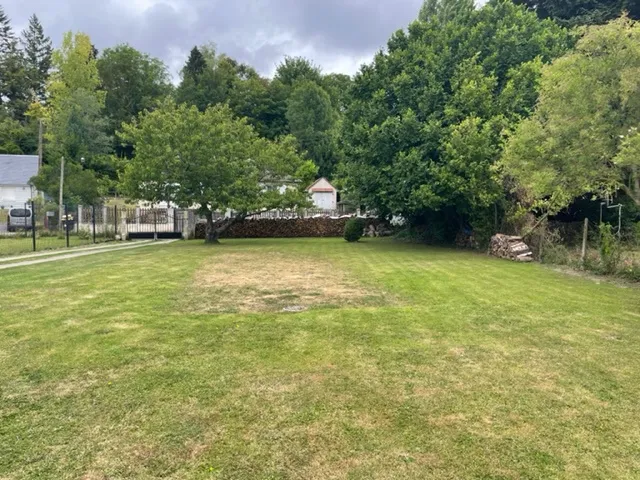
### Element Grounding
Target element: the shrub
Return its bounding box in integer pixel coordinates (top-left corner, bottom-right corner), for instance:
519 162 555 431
599 223 622 274
344 218 364 243
634 222 640 247
619 259 640 282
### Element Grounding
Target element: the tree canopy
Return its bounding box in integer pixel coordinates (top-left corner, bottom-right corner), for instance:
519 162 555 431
341 0 571 232
502 16 640 213
120 101 317 242
97 44 172 145
513 0 639 26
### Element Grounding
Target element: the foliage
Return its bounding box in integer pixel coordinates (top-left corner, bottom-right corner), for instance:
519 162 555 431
31 32 112 204
20 14 52 104
513 0 639 26
599 223 622 274
342 0 571 228
0 6 30 120
344 218 364 242
286 80 341 178
503 16 640 215
97 45 172 144
274 56 323 87
119 100 317 242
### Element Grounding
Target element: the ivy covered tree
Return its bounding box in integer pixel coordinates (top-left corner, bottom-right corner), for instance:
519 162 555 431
341 0 571 239
120 101 317 243
503 16 640 214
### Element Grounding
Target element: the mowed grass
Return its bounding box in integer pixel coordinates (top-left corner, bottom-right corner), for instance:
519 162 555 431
1 239 639 479
0 235 98 257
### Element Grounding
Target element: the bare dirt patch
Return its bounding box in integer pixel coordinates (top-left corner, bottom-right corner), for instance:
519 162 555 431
183 252 387 313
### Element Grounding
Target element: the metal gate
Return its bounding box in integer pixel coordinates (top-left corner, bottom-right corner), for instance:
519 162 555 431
126 208 185 240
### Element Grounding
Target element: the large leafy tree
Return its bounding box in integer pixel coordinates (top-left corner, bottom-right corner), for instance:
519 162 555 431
286 80 341 178
32 32 111 204
341 0 571 233
513 0 639 26
97 45 172 153
503 16 640 214
21 14 52 104
274 56 323 87
120 101 317 243
175 45 258 112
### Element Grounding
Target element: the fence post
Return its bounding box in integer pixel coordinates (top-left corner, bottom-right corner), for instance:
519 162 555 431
102 205 108 237
154 209 158 241
581 218 589 265
114 206 118 238
65 204 70 248
31 201 36 252
92 205 96 244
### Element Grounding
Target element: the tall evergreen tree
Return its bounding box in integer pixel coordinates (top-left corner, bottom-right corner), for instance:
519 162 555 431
0 5 16 57
0 6 29 119
21 14 52 103
183 46 207 82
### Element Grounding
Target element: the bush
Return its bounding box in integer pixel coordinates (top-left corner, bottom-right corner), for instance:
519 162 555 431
634 222 640 247
344 218 364 243
619 259 640 282
599 223 622 274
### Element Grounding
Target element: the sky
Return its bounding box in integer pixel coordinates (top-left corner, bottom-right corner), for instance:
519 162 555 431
2 0 425 79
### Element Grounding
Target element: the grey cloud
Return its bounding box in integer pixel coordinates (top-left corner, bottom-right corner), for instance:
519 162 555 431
2 0 423 77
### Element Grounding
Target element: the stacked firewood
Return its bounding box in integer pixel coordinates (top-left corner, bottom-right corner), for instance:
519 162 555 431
489 234 533 262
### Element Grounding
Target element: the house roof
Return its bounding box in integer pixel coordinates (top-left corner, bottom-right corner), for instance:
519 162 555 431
0 155 39 185
307 177 337 193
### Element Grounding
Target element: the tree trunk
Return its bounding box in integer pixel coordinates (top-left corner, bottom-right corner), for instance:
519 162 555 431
203 211 245 244
204 211 219 244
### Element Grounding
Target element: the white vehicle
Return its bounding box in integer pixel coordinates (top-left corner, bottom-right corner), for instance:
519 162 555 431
7 207 33 232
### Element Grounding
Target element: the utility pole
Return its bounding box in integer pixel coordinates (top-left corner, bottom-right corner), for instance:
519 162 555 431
58 156 65 229
37 119 43 171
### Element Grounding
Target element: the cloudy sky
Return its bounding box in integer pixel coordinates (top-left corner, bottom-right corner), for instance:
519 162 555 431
3 0 424 79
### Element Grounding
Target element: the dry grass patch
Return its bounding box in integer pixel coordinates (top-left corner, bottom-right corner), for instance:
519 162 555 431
183 251 388 313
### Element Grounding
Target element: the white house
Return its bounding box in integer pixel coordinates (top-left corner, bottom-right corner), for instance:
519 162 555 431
307 178 338 210
0 155 39 208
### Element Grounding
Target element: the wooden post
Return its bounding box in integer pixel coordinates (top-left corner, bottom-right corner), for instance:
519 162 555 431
581 218 589 264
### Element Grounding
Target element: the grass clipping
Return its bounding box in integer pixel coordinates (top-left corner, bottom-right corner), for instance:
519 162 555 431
184 252 384 313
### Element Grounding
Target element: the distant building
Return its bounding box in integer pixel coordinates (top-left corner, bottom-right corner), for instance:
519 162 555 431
307 178 338 210
0 155 39 208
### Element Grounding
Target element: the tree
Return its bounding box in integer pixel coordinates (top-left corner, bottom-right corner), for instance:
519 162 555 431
322 73 353 112
341 0 571 235
175 45 257 112
120 101 317 243
33 32 112 204
21 14 52 103
228 76 289 139
513 0 639 26
97 45 172 148
274 56 322 87
286 80 340 178
183 46 207 81
502 16 640 214
0 6 30 119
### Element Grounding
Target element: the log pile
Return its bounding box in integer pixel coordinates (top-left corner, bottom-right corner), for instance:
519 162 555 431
489 234 533 262
195 217 385 239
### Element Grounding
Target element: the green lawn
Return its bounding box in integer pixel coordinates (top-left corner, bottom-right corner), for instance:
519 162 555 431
0 234 112 257
1 239 639 479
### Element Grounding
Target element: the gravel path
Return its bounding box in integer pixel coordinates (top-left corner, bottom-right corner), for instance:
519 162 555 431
0 240 178 271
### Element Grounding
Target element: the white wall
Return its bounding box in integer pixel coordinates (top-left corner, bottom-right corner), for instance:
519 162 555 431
0 184 35 208
312 192 336 209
